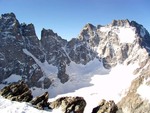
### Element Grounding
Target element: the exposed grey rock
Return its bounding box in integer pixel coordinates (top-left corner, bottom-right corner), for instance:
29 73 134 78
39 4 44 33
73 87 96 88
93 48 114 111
0 13 45 87
41 28 70 83
92 99 118 113
36 77 52 89
111 19 130 27
117 61 150 113
49 96 86 113
0 81 33 102
31 92 49 110
0 81 52 110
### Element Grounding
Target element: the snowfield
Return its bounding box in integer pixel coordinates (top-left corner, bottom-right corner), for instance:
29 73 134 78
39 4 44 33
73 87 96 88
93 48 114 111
3 74 22 83
47 63 138 113
137 78 150 103
0 60 139 113
99 26 136 43
0 96 62 113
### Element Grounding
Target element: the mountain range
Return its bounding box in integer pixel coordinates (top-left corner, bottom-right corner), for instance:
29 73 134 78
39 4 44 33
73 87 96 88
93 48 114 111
0 12 150 113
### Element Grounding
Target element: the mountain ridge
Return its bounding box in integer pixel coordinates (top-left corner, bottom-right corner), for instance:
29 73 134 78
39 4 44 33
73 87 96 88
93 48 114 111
1 12 150 85
1 12 150 112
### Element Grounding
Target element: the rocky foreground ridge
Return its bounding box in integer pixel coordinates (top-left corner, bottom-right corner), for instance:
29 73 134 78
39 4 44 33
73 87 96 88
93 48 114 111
0 81 118 113
1 12 150 113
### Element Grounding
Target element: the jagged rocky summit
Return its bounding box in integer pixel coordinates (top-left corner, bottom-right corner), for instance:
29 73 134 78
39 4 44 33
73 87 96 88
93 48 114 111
1 12 150 113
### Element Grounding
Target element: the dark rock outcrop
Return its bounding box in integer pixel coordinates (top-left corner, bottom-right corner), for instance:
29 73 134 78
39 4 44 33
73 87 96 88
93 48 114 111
92 99 118 113
111 19 130 27
0 81 33 102
0 81 50 110
0 13 45 87
49 96 86 113
31 92 49 110
117 61 150 113
0 82 87 112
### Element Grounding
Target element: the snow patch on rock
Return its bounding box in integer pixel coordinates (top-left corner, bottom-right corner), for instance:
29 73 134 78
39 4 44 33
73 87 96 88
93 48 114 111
3 74 22 83
137 78 150 103
117 27 136 43
23 49 57 78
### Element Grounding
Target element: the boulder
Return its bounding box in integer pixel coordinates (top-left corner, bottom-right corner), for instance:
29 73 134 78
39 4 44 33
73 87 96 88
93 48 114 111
0 81 33 102
49 96 86 113
92 99 118 113
0 81 52 110
0 85 11 97
17 90 33 102
31 92 49 110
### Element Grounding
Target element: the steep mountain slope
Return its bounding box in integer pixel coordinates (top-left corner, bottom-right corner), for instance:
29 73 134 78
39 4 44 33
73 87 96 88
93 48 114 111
1 12 150 113
0 13 46 88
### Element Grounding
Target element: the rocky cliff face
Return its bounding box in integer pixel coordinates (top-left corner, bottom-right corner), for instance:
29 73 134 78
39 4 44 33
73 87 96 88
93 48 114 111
0 13 100 86
1 13 150 84
1 12 150 112
0 13 46 87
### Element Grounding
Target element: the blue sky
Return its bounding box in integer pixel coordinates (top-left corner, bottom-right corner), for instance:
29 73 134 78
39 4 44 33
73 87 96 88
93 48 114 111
0 0 149 40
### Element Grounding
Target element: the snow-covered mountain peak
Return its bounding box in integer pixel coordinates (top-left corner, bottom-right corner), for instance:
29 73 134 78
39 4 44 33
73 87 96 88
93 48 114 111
78 19 145 46
83 23 96 30
41 28 58 37
78 23 97 41
110 19 130 27
99 24 136 44
0 12 20 37
76 19 150 69
1 12 16 20
0 12 18 28
41 28 67 44
130 20 150 39
21 23 37 38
